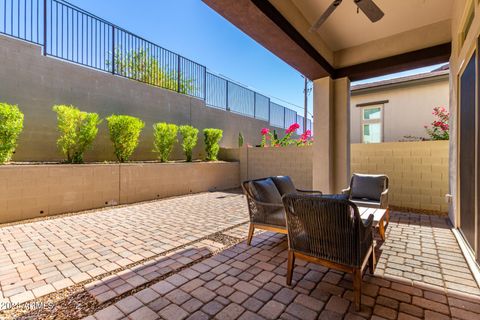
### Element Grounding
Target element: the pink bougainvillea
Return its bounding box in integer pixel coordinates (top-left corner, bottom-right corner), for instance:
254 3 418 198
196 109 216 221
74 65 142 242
425 106 449 140
286 123 300 134
259 123 313 147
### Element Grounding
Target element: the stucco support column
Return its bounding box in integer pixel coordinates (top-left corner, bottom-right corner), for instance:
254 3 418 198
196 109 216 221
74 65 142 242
312 77 351 193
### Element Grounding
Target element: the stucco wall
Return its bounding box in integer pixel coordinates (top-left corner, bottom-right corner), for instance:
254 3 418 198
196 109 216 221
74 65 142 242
0 35 282 162
351 141 449 213
351 78 449 143
0 162 239 224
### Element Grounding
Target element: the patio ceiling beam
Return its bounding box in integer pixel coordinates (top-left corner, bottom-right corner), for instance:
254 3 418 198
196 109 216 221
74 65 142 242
335 43 452 82
205 0 452 82
250 0 335 76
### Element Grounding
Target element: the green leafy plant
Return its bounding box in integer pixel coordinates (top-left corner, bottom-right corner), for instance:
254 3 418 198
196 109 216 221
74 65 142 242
153 122 178 162
52 105 101 163
238 132 244 147
0 102 24 163
106 115 145 162
203 128 223 161
179 125 199 162
109 48 195 94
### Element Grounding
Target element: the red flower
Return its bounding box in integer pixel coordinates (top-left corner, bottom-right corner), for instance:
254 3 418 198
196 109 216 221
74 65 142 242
286 123 300 134
261 128 270 135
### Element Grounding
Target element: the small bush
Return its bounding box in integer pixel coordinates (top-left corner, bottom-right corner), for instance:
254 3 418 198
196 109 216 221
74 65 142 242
106 115 145 162
0 102 24 163
238 132 244 147
153 122 178 162
203 128 223 161
179 125 199 162
52 105 101 163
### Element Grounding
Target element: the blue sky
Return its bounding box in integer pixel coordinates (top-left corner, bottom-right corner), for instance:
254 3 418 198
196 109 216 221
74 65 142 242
67 0 443 119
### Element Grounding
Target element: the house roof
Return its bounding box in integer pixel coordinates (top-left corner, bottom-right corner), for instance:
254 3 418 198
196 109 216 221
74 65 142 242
351 68 449 93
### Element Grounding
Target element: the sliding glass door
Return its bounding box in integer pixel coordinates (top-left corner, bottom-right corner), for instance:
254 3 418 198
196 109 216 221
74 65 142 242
459 52 476 255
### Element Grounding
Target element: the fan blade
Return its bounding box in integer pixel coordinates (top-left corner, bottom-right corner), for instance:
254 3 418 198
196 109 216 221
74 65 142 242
354 0 384 22
309 0 342 32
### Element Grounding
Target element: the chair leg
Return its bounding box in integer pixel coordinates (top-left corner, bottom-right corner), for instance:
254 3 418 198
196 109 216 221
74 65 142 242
286 250 295 286
378 217 386 241
247 224 255 245
369 248 376 274
353 268 362 312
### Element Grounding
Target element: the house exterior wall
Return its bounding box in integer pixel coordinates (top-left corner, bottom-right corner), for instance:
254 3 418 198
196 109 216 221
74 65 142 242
350 78 450 143
0 34 282 162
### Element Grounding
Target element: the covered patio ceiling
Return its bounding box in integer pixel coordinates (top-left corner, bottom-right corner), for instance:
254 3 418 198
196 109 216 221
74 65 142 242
202 0 453 81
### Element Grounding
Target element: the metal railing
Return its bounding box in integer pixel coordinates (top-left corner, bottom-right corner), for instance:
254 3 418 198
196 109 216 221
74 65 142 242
0 0 312 131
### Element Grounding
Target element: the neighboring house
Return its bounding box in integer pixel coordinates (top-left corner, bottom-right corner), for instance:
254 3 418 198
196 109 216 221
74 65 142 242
350 67 449 143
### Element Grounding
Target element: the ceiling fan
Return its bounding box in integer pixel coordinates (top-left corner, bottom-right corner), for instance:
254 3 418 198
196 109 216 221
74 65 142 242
309 0 384 32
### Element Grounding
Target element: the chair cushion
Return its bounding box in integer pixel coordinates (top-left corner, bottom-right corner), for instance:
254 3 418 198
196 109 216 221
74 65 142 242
271 176 297 196
351 174 385 201
249 178 283 205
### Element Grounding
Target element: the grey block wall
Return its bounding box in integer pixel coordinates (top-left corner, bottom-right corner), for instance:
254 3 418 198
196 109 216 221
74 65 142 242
0 35 285 162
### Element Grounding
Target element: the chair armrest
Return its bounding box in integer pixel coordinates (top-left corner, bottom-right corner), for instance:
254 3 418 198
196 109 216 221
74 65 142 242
360 214 374 239
341 187 351 196
253 200 285 209
296 189 323 195
380 188 389 209
245 198 284 224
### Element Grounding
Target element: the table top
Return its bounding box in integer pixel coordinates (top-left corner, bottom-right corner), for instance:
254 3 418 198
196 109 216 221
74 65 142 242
358 206 386 226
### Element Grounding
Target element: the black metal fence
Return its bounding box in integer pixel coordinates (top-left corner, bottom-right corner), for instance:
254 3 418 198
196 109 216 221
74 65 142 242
0 0 312 131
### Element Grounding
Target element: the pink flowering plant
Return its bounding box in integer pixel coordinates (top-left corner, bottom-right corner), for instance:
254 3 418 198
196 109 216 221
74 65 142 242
297 129 313 146
260 123 308 147
260 128 270 147
424 107 449 140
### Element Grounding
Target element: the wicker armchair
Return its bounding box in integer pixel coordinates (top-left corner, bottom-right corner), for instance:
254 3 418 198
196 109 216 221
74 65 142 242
342 174 389 223
283 194 375 311
241 176 321 245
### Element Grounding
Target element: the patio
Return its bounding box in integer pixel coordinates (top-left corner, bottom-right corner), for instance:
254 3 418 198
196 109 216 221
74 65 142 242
1 191 479 319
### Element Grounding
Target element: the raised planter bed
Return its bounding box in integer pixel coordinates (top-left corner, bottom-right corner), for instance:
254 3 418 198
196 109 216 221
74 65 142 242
0 161 239 224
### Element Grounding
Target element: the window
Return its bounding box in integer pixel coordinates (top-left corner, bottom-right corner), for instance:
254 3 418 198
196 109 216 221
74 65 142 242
361 106 382 143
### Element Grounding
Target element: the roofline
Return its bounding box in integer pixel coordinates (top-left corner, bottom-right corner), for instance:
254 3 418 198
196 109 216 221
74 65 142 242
351 69 449 93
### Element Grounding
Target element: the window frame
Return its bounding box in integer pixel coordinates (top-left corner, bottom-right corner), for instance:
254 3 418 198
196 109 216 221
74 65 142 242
361 105 384 144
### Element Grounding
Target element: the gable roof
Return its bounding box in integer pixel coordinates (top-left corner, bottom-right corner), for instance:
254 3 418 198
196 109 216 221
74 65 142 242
351 68 449 93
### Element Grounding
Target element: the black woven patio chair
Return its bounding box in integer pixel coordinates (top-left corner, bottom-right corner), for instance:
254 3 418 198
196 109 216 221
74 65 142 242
283 194 375 311
241 176 321 245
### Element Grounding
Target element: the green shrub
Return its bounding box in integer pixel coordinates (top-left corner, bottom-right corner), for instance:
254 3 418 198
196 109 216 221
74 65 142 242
106 115 145 162
203 128 223 161
238 132 244 147
52 105 101 163
0 102 24 163
179 125 199 162
153 122 178 162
